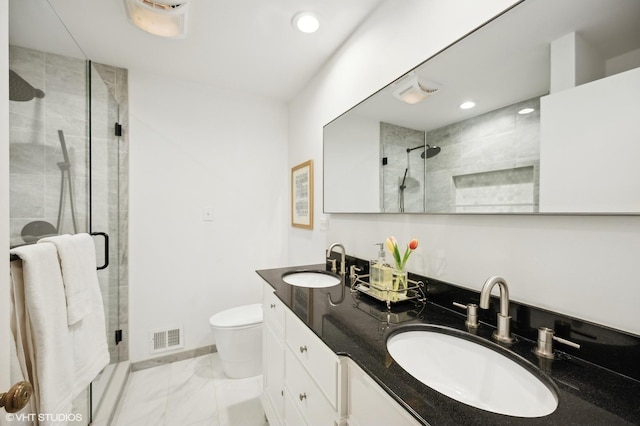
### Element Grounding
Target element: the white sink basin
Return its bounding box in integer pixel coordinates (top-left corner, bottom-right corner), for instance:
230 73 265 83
386 326 558 418
282 270 342 288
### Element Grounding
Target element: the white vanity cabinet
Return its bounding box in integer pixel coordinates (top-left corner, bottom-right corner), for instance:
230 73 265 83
262 283 286 424
347 359 421 426
261 282 347 425
284 309 347 425
261 281 419 426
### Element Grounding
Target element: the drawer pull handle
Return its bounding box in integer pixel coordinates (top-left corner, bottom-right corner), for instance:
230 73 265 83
270 303 276 309
299 345 308 353
299 393 307 401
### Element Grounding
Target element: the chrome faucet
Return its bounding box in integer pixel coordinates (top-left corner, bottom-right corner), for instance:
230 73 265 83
326 243 347 306
479 276 515 344
326 243 346 276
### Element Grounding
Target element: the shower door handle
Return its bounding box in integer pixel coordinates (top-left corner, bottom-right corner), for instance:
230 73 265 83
91 232 109 270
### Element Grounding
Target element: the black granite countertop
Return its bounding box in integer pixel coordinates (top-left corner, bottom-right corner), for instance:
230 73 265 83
257 264 640 425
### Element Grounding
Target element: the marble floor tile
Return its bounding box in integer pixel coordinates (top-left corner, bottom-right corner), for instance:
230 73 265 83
215 376 266 426
113 363 172 426
112 353 266 426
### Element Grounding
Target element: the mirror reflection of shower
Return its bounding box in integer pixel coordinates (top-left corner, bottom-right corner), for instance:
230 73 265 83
9 69 45 102
421 144 441 159
401 144 440 212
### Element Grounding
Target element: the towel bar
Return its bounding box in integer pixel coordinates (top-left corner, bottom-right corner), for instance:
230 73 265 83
9 232 110 270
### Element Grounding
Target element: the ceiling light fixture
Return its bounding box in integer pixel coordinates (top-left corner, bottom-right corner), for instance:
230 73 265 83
518 107 535 114
392 74 441 105
124 0 190 39
292 12 320 33
459 101 476 110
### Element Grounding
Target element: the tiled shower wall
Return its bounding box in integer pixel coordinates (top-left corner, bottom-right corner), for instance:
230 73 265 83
380 97 540 213
9 46 129 363
424 97 540 213
381 122 425 212
9 45 89 241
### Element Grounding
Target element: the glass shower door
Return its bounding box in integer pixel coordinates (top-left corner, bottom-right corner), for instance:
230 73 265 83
90 62 121 364
88 62 128 418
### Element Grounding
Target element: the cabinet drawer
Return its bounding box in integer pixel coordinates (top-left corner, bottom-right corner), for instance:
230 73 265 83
284 386 307 426
285 309 339 407
263 283 285 338
285 350 336 426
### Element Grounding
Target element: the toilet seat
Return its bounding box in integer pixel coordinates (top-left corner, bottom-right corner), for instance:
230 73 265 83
209 303 262 329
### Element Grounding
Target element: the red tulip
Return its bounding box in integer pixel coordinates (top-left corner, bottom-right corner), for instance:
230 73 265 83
386 236 419 271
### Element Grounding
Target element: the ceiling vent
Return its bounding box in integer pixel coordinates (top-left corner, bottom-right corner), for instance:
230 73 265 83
124 0 190 39
392 73 441 105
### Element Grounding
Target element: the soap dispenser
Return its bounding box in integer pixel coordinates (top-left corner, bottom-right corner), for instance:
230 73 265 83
370 243 392 296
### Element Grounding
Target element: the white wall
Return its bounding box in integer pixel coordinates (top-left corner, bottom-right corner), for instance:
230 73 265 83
606 48 640 76
550 32 604 93
1 1 11 394
287 0 640 335
324 114 379 212
540 67 640 212
129 72 289 361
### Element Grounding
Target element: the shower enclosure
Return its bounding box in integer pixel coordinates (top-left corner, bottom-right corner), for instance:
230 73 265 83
8 0 129 421
381 122 427 213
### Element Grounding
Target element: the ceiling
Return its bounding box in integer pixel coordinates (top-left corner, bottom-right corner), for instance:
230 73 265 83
9 0 385 102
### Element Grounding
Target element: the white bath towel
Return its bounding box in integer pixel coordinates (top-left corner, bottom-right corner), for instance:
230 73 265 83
10 243 76 423
9 261 37 425
38 234 90 325
38 233 110 399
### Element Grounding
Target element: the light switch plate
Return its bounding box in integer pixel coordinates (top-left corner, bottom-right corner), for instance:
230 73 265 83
203 207 214 222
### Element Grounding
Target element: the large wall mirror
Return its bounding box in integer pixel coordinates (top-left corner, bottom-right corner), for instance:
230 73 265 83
324 0 640 214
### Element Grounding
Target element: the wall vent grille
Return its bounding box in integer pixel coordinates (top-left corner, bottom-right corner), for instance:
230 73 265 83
150 326 184 353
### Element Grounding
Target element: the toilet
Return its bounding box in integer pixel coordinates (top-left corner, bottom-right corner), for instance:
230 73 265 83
209 303 263 378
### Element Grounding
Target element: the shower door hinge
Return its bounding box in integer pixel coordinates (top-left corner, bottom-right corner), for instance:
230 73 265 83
115 329 123 345
114 122 123 137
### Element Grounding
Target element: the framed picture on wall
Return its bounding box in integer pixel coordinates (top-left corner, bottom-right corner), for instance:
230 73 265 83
291 160 313 229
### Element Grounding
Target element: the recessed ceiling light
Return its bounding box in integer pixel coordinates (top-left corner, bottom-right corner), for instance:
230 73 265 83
459 101 476 110
292 12 320 33
518 107 535 114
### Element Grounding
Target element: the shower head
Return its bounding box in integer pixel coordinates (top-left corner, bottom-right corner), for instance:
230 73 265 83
408 144 441 158
9 70 45 102
421 145 441 159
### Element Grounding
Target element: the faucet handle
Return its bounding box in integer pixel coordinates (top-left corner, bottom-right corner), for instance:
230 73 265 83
535 327 581 359
349 265 361 291
327 258 337 273
453 302 479 329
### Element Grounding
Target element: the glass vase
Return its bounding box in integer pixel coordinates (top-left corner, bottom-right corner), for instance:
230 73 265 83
391 268 408 302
